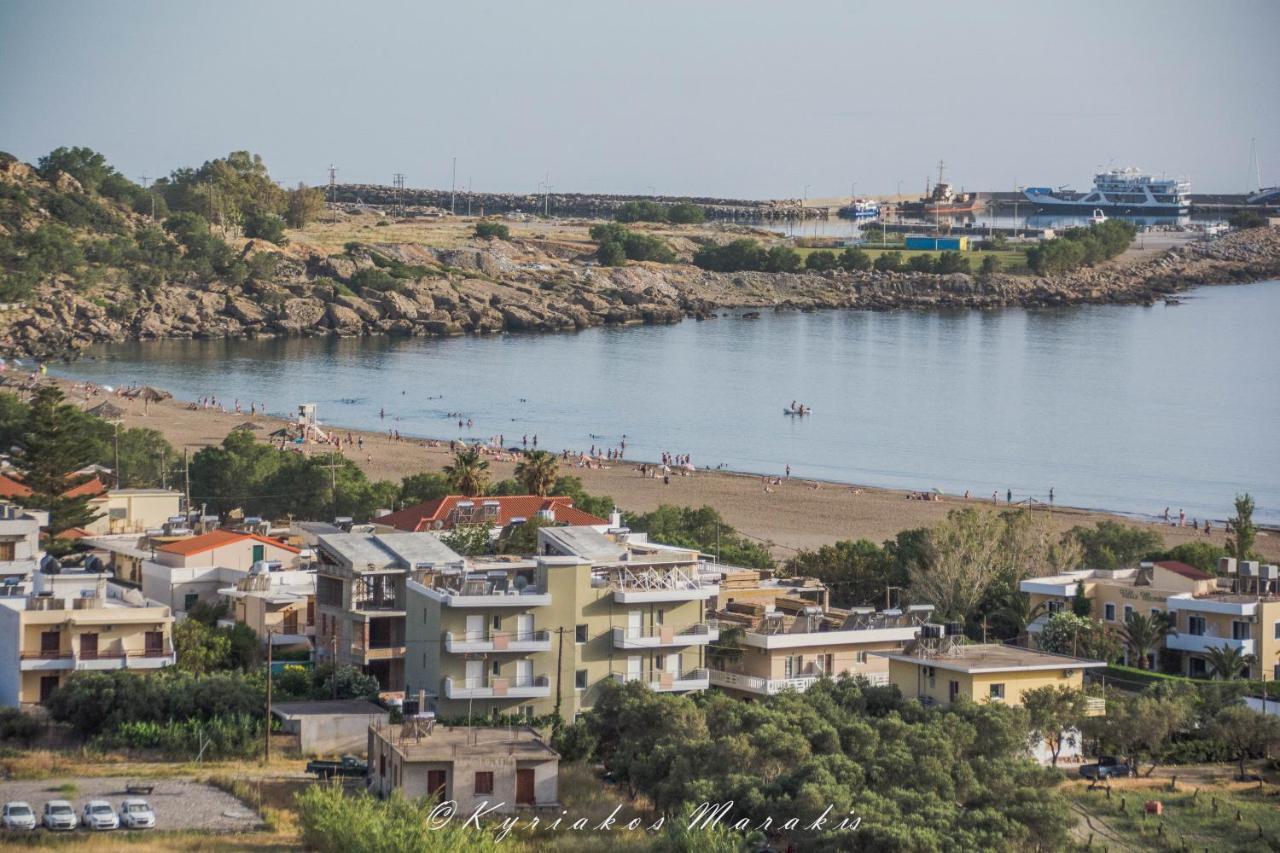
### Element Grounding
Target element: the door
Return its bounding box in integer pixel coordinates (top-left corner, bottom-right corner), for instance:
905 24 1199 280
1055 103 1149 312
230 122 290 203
465 659 484 689
515 614 533 642
627 610 642 640
515 659 533 688
626 655 642 682
80 632 98 659
466 614 485 642
40 631 60 658
666 652 681 677
516 768 535 805
144 631 164 656
252 544 265 563
426 769 447 800
39 675 60 703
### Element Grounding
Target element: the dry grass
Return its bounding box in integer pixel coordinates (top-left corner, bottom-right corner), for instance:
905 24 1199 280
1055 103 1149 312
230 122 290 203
0 749 308 782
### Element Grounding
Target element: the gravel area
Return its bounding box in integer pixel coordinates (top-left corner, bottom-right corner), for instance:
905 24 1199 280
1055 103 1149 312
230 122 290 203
0 777 261 833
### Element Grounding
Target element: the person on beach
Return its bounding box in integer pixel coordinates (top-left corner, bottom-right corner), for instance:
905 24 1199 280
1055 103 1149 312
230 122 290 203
1178 509 1185 527
992 491 998 504
1049 487 1054 505
1007 488 1012 505
785 464 791 479
1163 506 1170 522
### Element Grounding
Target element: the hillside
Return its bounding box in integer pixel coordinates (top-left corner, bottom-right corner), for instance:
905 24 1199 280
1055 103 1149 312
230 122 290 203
2 148 1279 360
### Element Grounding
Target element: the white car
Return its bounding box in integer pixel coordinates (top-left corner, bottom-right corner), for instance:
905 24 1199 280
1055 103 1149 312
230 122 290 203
119 798 156 829
82 800 119 831
41 800 78 831
2 801 37 831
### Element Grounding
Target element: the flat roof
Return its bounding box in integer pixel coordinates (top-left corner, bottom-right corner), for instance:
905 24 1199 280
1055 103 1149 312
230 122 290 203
377 725 558 762
272 699 387 718
318 532 462 571
881 643 1105 674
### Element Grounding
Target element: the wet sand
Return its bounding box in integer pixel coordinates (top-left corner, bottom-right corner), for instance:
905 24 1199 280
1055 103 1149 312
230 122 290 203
52 378 1278 561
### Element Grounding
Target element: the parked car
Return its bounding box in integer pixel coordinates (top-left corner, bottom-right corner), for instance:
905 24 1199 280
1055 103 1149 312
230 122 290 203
306 754 367 779
2 801 37 831
41 800 78 831
119 799 156 829
1079 755 1135 781
82 800 119 831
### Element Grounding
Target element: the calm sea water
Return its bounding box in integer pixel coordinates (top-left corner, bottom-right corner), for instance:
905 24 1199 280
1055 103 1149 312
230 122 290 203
50 282 1280 525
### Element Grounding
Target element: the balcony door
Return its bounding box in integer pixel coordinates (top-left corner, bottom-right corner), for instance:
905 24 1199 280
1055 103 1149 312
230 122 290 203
666 652 681 677
627 655 642 682
516 614 533 643
465 659 484 688
466 614 485 642
40 631 60 657
627 610 642 640
144 631 164 656
515 659 533 688
80 632 98 659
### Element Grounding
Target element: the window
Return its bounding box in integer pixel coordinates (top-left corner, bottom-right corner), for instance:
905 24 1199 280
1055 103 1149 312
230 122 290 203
575 624 587 643
1047 600 1064 614
0 541 14 561
654 654 665 672
1103 603 1115 621
184 592 199 611
1275 622 1280 640
1232 620 1251 641
491 660 501 676
575 669 587 689
1189 657 1208 677
474 772 494 795
521 705 533 721
1188 616 1206 636
948 680 960 701
1123 605 1134 623
492 614 502 630
989 683 1005 700
252 544 265 562
656 609 664 625
1151 608 1161 619
855 651 868 664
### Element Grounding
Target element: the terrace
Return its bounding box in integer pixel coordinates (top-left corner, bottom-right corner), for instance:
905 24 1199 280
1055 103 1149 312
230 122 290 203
611 622 719 650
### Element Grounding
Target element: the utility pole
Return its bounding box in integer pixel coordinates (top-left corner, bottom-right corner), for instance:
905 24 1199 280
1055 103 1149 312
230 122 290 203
265 627 274 764
183 447 191 513
330 631 339 700
328 164 338 223
553 626 564 721
450 157 457 215
392 173 405 219
467 177 472 216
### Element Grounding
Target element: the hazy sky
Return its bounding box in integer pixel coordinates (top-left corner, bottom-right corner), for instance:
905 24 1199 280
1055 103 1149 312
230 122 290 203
2 0 1278 198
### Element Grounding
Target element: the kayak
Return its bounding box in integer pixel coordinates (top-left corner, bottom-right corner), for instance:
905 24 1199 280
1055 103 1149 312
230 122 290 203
783 409 811 416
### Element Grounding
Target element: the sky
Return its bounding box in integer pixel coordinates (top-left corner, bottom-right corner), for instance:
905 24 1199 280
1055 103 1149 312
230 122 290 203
2 0 1278 199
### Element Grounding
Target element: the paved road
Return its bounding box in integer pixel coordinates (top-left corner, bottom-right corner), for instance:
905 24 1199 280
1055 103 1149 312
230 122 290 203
0 776 260 833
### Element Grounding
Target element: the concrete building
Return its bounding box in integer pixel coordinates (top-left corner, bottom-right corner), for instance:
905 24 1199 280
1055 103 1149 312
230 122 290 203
882 642 1105 710
315 531 466 692
84 489 182 536
272 699 389 756
367 721 559 812
0 504 48 598
141 529 303 614
218 564 316 651
373 495 607 534
707 600 933 697
405 525 718 719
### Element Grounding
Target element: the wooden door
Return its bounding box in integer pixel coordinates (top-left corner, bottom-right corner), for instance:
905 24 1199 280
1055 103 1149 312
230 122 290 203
516 768 535 805
40 631 60 657
79 632 98 659
427 769 447 799
39 675 59 703
144 631 164 656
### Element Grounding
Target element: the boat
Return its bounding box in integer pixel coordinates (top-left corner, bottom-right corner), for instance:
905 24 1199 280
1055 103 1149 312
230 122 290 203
899 161 981 217
837 198 881 219
1088 208 1108 225
783 405 811 416
1022 167 1190 215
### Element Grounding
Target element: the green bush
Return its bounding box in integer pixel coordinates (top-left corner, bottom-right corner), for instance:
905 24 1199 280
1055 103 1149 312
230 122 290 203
907 254 934 273
243 210 288 245
473 220 510 240
350 267 404 293
0 707 41 744
804 250 836 271
92 714 265 759
596 241 626 266
297 785 502 852
1228 209 1265 229
873 250 902 272
839 247 872 271
666 202 706 224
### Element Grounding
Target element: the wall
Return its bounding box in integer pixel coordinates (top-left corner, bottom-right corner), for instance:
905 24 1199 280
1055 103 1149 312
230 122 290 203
886 658 1084 707
85 491 181 535
0 602 20 706
290 712 389 756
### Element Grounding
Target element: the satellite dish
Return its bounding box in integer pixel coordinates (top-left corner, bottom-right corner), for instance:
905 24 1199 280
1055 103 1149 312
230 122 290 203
513 576 528 591
433 520 445 530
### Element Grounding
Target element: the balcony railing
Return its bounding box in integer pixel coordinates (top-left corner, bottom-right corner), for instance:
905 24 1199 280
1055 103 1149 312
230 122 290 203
609 567 717 603
708 668 888 694
443 674 551 699
21 650 71 660
1166 632 1254 656
444 629 552 653
611 623 719 649
612 668 710 692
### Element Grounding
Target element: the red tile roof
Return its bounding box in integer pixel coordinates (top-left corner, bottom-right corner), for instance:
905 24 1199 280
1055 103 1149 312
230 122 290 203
0 473 31 498
374 495 607 532
63 476 107 498
0 473 105 499
1154 560 1214 581
155 528 300 557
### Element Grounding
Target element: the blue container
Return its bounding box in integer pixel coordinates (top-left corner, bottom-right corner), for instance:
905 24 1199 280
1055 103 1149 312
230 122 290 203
905 236 968 251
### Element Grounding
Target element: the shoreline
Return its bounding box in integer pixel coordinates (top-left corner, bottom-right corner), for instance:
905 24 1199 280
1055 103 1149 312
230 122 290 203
33 375 1278 562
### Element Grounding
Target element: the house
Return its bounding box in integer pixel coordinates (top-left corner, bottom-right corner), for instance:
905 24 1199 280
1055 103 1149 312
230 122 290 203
707 600 933 696
373 495 608 534
709 566 829 612
881 642 1105 710
218 563 316 651
0 564 175 707
405 525 718 719
367 721 559 812
141 529 303 613
1164 558 1280 679
271 699 389 756
314 531 466 691
0 504 48 598
83 489 182 535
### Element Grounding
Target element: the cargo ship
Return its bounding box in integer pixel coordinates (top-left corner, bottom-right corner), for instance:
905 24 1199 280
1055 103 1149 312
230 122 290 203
837 198 880 219
899 161 980 217
1022 168 1190 215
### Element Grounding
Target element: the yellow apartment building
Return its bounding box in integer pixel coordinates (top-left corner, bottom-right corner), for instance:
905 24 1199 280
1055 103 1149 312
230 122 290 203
707 600 933 696
405 525 719 719
84 489 182 536
1165 559 1280 679
882 643 1106 710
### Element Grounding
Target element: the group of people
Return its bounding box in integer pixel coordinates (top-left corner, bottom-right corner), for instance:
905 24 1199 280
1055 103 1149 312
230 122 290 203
786 400 811 415
1162 506 1215 536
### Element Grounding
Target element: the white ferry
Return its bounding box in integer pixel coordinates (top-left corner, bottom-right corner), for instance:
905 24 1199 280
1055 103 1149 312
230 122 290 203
1023 168 1190 215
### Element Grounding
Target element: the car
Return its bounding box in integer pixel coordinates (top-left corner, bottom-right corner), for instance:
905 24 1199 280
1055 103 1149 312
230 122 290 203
82 800 119 831
119 798 156 830
2 801 37 831
1079 755 1136 781
306 754 368 779
41 800 78 831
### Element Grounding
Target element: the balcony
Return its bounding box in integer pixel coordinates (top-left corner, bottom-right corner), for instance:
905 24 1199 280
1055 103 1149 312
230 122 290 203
443 674 551 699
708 667 887 695
1166 633 1255 656
19 651 73 671
352 643 407 661
611 623 719 650
608 567 718 604
612 668 710 692
444 630 552 654
423 575 552 608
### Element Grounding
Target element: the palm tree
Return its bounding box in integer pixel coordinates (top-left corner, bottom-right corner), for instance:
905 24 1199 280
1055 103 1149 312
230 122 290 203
1203 643 1255 681
514 449 559 497
1119 612 1174 670
999 591 1049 644
443 449 489 497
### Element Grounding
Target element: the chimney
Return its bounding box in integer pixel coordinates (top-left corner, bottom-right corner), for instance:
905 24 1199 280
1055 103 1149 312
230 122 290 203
609 510 622 529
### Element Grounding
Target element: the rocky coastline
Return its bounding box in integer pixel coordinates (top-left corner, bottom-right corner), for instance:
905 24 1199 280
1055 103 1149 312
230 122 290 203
4 227 1278 362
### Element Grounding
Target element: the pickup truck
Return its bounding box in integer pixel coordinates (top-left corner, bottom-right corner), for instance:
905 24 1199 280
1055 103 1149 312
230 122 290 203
306 755 367 779
1079 756 1135 781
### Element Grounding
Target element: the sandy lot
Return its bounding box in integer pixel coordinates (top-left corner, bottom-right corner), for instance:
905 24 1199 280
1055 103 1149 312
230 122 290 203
51 379 1276 561
0 776 259 833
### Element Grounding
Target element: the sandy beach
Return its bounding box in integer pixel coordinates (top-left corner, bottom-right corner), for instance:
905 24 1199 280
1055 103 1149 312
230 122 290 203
41 376 1277 563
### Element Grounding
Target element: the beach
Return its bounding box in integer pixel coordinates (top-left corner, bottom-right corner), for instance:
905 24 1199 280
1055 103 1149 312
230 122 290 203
47 377 1278 562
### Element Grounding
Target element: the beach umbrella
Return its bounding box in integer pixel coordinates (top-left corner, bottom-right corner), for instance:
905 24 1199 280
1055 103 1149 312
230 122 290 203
233 421 264 432
138 385 171 414
85 401 126 421
268 427 291 438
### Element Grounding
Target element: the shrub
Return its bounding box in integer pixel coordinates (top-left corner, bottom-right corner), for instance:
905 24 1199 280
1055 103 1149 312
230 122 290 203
596 241 626 266
907 254 935 273
839 247 871 271
473 220 510 240
979 254 999 275
934 251 970 274
1229 209 1265 229
666 202 706 224
0 707 41 744
296 785 502 852
804 250 836 271
873 251 902 272
350 267 403 293
243 210 288 245
92 714 264 759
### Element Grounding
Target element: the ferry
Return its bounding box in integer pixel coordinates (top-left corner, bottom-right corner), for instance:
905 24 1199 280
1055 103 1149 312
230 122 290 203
1023 168 1190 215
837 198 881 219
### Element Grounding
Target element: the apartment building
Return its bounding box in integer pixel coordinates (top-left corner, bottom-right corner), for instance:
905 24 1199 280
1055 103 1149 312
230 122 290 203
1165 559 1280 679
218 563 316 652
83 489 182 536
314 531 466 691
0 566 175 707
707 600 934 697
0 504 47 597
373 495 607 534
141 529 303 613
882 641 1106 710
405 525 719 719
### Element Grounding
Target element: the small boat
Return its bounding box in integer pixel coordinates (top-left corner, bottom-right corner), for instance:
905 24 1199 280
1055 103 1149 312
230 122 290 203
783 407 811 416
1088 208 1108 225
